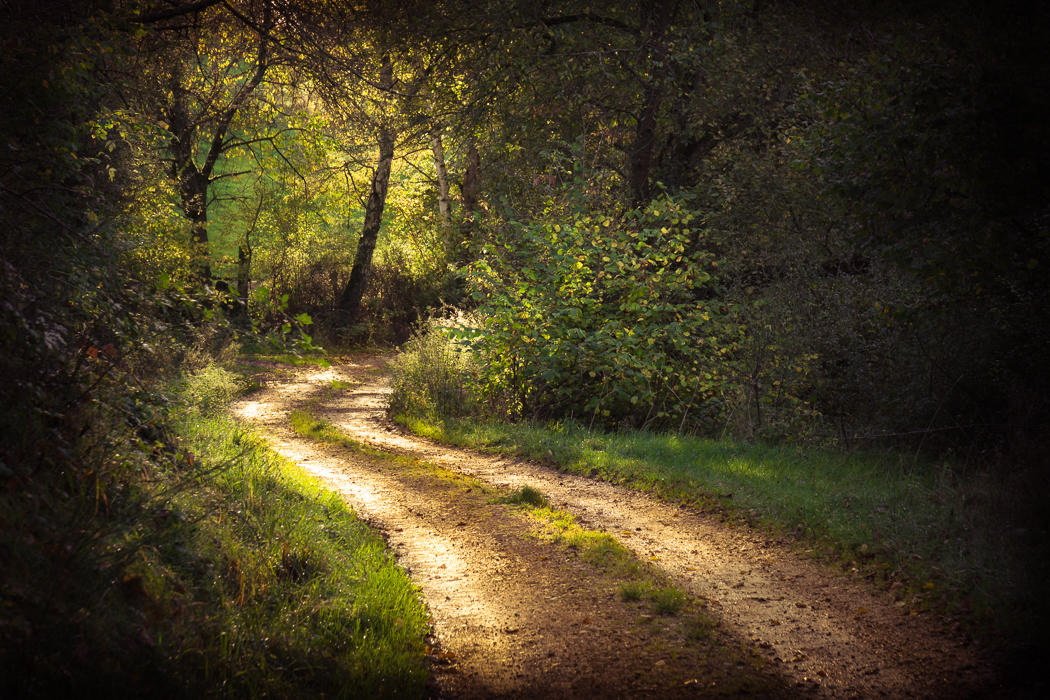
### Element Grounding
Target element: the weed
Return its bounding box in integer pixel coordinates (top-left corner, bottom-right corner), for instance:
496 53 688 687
496 485 549 508
649 586 686 615
619 581 649 602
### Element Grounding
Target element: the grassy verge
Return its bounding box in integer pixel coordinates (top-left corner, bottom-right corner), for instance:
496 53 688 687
1 363 429 698
158 403 429 697
394 413 1048 646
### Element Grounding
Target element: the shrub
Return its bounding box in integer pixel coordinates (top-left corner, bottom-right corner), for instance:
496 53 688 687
461 194 740 433
388 319 478 419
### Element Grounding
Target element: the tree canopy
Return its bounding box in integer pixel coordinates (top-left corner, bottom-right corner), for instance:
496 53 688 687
4 0 1049 460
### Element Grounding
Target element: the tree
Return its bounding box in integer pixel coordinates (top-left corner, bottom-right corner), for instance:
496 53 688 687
335 55 397 318
282 1 461 321
130 0 275 281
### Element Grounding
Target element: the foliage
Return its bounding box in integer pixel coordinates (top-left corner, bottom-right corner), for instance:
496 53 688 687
463 194 738 432
388 318 478 419
685 4 1050 449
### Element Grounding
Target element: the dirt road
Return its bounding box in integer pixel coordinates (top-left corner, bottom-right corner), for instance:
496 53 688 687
233 356 995 698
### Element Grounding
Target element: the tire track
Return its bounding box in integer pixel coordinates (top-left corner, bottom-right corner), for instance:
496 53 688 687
233 366 784 698
310 356 995 699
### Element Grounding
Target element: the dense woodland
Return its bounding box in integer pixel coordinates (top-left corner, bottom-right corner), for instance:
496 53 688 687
2 0 1048 694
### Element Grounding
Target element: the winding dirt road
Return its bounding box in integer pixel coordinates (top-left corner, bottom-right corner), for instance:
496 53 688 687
233 355 996 698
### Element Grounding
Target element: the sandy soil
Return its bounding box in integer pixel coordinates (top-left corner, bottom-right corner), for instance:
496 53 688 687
233 355 997 698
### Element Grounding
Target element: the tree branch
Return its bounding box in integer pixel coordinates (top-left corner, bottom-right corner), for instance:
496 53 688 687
129 0 224 24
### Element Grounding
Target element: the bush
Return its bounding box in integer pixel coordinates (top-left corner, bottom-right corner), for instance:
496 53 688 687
173 364 243 415
388 319 478 419
462 194 739 433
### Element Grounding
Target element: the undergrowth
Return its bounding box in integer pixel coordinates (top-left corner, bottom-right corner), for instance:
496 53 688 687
163 373 429 697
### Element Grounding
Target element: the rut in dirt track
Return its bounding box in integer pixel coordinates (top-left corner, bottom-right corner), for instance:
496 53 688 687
236 356 996 698
235 362 784 698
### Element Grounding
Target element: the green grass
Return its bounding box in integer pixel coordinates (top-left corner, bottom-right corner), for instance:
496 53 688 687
618 580 648 602
617 581 687 615
290 409 361 449
326 378 355 392
393 413 1048 644
524 505 646 579
1 362 430 698
161 408 430 697
495 485 550 508
289 410 493 496
648 586 687 615
494 483 700 619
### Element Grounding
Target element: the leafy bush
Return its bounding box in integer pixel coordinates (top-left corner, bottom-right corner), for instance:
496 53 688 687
388 318 478 418
173 364 243 415
462 194 739 433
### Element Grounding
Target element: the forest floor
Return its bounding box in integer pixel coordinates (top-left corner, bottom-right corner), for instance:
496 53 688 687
232 354 997 698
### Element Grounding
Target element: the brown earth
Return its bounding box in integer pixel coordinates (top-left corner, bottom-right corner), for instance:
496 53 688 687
233 355 999 698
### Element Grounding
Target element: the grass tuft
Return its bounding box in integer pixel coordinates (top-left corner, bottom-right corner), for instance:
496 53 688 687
649 586 687 615
619 580 648 602
496 485 549 508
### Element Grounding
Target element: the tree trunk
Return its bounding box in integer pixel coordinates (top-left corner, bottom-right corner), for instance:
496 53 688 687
236 244 251 311
337 126 396 319
456 139 481 261
430 126 452 227
628 82 661 208
627 0 671 209
179 168 212 281
461 140 480 215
